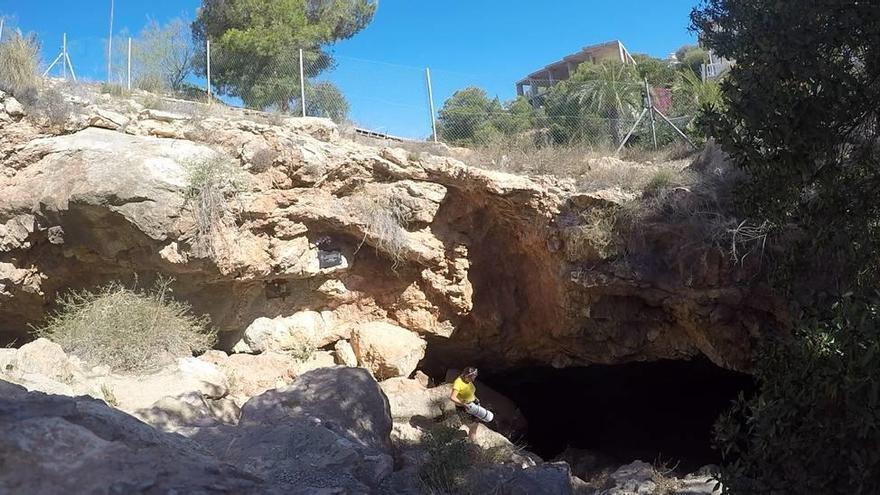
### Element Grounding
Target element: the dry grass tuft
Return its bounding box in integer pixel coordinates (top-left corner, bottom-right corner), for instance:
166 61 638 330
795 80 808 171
250 147 279 173
100 383 119 407
564 208 621 261
33 279 215 373
183 156 249 256
465 135 698 189
27 88 75 129
351 195 412 268
0 32 41 102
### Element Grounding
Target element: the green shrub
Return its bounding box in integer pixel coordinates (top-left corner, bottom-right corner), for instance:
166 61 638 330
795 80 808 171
715 295 880 494
418 422 479 494
643 167 679 194
33 279 215 373
0 32 40 103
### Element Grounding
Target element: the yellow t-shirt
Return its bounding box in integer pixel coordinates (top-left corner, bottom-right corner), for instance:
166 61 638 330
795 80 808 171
453 377 476 404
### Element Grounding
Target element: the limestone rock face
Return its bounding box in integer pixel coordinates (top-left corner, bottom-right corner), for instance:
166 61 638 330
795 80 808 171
351 321 427 379
0 83 784 375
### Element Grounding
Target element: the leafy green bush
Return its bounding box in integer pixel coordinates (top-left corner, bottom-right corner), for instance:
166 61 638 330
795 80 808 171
0 31 40 103
437 87 533 146
33 279 215 373
715 296 880 494
693 0 880 287
304 80 349 123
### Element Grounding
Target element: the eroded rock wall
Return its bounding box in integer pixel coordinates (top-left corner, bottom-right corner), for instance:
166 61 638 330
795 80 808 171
0 85 784 371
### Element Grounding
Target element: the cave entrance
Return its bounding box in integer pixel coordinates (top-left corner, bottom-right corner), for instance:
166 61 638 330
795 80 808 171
479 357 754 473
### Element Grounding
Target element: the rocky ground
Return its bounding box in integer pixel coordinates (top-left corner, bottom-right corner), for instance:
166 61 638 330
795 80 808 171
0 338 720 494
0 82 746 493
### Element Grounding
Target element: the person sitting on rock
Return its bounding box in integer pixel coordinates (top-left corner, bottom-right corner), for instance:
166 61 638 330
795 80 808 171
449 366 480 441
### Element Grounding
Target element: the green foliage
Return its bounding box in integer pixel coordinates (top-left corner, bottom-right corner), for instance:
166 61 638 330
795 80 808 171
0 31 40 103
33 279 215 373
672 70 722 115
633 53 677 86
418 422 476 493
674 44 707 76
543 61 642 145
693 0 880 287
694 2 880 493
304 80 349 122
437 87 532 146
715 296 880 494
192 0 375 111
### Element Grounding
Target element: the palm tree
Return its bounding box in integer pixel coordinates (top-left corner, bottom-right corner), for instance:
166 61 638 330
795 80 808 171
568 62 643 144
672 69 723 118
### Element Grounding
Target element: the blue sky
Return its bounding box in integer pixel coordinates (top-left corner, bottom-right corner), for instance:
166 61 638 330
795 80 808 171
0 0 700 138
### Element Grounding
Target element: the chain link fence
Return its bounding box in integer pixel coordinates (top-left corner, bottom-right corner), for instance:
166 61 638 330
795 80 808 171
3 11 703 153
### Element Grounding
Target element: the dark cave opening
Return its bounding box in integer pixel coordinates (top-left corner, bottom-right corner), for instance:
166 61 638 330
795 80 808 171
479 357 754 473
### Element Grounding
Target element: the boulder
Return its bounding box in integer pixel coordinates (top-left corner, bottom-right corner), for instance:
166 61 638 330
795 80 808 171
292 349 336 375
9 338 80 384
351 321 426 380
241 367 392 452
0 380 266 494
499 462 576 495
380 377 454 420
334 339 358 367
199 350 298 400
193 367 394 493
283 116 339 142
134 391 239 434
88 108 129 130
4 97 24 118
231 310 341 354
596 460 656 495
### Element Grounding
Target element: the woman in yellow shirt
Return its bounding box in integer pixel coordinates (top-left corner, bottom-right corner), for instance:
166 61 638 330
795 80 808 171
449 366 480 440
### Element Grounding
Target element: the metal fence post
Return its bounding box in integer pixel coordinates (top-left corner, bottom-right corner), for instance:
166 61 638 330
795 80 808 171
299 48 306 117
62 33 67 80
425 67 438 143
645 78 658 150
0 18 5 43
127 37 131 90
206 39 211 99
107 0 114 83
